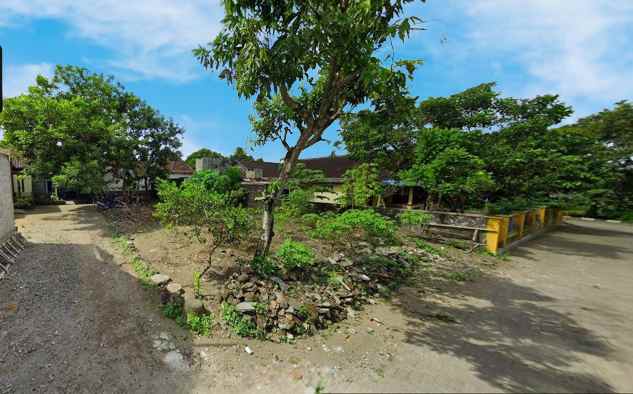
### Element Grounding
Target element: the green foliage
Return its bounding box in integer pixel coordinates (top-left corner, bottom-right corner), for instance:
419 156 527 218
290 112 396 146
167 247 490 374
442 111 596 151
155 168 253 264
186 312 214 336
188 168 243 195
311 209 395 244
402 135 495 210
13 195 34 209
196 0 424 255
193 271 202 298
162 302 184 321
0 65 182 194
229 147 255 162
221 302 260 338
185 148 225 169
250 256 279 277
340 163 383 208
131 257 156 288
275 240 315 271
398 210 432 226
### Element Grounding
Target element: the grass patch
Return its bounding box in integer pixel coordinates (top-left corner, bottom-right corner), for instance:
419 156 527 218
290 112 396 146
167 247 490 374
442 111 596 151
131 256 156 287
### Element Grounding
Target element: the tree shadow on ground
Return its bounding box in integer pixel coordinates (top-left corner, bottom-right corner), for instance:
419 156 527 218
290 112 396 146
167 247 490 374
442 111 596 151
0 240 196 393
510 223 632 262
388 250 617 392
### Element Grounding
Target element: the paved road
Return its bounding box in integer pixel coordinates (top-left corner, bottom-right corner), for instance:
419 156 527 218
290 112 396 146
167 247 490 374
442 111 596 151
1 206 632 393
330 218 633 393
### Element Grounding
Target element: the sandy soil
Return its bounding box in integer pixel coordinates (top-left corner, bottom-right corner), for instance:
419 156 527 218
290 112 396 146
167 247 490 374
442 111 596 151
1 205 632 393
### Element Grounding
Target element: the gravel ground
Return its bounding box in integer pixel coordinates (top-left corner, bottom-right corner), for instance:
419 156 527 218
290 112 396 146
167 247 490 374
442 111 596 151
0 205 193 393
2 205 632 393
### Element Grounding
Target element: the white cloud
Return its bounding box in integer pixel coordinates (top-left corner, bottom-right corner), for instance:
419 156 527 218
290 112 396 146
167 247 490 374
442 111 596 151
0 0 224 82
4 63 54 97
460 0 633 115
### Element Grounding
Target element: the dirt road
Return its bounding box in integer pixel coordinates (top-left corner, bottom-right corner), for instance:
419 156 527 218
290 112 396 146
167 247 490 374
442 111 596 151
1 205 632 393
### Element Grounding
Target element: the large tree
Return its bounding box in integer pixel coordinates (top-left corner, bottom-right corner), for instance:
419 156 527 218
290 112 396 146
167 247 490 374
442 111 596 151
185 148 226 168
0 65 182 195
196 0 424 256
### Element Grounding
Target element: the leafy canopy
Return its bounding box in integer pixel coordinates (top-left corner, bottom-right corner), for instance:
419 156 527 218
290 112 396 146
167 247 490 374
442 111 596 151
0 65 182 194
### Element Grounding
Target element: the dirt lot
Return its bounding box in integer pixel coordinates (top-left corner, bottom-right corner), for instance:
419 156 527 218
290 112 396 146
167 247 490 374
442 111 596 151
1 205 632 393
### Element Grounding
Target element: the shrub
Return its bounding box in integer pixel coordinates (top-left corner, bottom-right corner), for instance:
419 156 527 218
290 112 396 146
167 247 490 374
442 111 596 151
275 239 315 270
162 302 184 321
14 196 34 209
311 209 395 244
398 210 432 226
250 255 279 277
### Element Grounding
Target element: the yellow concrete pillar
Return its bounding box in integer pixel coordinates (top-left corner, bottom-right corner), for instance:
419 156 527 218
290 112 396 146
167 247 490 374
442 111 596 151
555 209 564 224
407 187 414 208
538 208 546 228
516 213 526 239
486 217 503 254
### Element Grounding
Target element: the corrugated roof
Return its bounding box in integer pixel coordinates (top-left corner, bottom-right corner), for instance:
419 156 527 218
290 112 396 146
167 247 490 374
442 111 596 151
239 155 358 180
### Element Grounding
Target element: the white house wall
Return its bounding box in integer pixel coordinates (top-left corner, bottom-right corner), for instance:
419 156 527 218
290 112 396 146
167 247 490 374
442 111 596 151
0 154 15 243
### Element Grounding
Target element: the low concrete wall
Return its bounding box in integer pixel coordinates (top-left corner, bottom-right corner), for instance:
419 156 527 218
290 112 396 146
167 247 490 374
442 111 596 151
0 153 15 243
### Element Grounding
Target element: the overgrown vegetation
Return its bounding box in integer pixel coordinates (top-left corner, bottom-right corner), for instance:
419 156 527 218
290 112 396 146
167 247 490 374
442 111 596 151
154 168 254 275
275 240 315 271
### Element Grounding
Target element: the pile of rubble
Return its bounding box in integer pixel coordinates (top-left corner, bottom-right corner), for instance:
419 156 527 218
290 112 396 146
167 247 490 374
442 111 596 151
220 246 424 338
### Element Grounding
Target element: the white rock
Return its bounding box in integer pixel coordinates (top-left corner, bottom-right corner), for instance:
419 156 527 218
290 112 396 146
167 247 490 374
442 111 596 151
163 351 188 370
151 274 171 286
166 282 183 294
245 346 254 355
236 302 256 313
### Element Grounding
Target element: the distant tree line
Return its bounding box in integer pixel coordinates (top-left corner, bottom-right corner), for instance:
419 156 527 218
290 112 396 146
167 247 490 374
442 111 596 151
0 65 183 196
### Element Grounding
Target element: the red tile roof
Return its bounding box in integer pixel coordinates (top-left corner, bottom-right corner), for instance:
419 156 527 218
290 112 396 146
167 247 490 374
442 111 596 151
165 160 194 175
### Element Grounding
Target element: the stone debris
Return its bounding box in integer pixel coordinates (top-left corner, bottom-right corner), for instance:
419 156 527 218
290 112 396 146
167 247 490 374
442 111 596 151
244 346 254 355
219 247 422 339
163 350 188 370
150 273 171 286
236 301 256 313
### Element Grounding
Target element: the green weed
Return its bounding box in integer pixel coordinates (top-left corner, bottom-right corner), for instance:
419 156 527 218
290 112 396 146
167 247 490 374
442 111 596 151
186 312 214 336
221 302 261 338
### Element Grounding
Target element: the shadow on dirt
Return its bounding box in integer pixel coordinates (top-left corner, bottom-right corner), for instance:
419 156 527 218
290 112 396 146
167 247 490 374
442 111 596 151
0 239 196 393
384 221 621 392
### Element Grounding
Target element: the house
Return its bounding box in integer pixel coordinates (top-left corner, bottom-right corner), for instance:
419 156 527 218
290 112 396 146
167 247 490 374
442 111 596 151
105 159 194 192
193 153 424 208
164 159 194 183
238 154 423 207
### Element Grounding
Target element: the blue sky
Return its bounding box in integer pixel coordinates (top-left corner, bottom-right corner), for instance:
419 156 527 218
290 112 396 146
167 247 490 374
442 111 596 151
2 0 632 162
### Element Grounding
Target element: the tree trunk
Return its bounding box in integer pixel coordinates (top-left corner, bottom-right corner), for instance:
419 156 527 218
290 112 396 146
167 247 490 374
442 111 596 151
254 145 303 257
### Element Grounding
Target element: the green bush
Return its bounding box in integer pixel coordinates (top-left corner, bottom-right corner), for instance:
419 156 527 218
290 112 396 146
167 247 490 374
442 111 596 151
14 196 34 209
398 210 432 226
250 255 279 277
275 239 315 270
311 209 395 243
